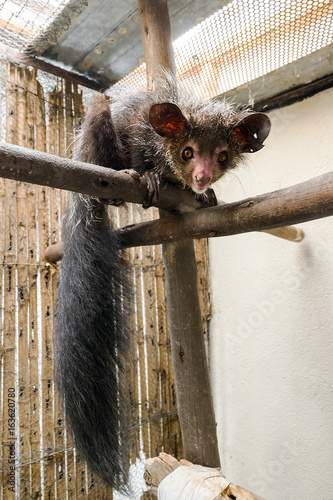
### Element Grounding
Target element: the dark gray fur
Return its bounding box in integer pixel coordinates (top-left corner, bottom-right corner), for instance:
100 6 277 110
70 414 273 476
56 95 131 492
55 86 270 491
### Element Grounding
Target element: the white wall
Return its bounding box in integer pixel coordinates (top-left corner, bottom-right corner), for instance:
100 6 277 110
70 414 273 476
209 87 333 500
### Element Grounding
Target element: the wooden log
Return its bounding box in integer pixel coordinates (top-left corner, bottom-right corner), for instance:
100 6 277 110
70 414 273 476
139 0 176 91
44 221 305 263
0 141 202 213
144 452 181 490
162 237 221 466
144 453 265 500
139 0 221 468
118 171 333 248
216 484 265 500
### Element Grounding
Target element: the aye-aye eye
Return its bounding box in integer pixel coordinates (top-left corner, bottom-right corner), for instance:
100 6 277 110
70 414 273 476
182 147 194 161
218 151 228 165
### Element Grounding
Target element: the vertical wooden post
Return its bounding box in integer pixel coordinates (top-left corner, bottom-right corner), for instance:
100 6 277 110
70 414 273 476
139 0 176 91
139 0 221 468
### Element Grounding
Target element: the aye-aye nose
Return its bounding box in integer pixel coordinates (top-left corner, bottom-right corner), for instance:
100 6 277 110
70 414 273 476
195 173 211 185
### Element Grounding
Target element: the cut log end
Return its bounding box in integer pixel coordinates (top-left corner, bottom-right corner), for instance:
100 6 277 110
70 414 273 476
144 453 266 500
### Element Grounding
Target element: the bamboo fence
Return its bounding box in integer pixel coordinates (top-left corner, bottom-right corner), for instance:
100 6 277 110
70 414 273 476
0 62 211 499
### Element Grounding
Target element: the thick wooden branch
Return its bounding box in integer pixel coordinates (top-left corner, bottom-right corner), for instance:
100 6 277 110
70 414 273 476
139 0 176 91
44 215 304 263
118 171 333 247
0 141 202 213
144 453 265 500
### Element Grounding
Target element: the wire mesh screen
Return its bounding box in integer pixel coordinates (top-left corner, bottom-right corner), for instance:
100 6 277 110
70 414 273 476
0 61 212 499
111 0 333 100
0 0 87 56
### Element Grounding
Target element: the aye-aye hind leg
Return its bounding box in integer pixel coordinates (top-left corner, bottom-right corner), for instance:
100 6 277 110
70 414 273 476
78 93 126 205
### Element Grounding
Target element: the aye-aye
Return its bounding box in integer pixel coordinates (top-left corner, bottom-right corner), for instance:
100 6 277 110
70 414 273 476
55 87 270 492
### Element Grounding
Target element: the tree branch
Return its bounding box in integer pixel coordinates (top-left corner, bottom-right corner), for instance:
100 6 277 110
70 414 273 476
118 171 333 248
0 141 202 213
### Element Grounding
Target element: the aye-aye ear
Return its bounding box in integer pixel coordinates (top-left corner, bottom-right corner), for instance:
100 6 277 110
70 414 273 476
149 103 187 138
231 113 271 153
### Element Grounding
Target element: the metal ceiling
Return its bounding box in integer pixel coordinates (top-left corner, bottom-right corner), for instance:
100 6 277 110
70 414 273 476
40 0 227 87
0 0 329 105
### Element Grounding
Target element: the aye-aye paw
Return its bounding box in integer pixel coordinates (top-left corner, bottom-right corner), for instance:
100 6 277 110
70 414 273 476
142 171 161 209
198 188 218 208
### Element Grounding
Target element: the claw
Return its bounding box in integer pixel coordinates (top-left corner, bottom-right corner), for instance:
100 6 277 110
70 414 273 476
198 188 217 208
143 171 161 209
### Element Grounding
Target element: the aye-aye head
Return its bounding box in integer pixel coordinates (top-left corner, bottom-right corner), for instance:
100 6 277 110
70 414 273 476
149 101 271 194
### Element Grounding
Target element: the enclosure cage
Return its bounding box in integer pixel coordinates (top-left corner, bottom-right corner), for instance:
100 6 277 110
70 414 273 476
0 0 332 499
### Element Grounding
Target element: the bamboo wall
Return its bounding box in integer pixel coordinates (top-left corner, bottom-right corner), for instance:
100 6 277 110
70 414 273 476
0 62 211 499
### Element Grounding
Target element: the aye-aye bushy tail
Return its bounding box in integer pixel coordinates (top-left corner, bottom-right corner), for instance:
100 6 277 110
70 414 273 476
55 94 131 491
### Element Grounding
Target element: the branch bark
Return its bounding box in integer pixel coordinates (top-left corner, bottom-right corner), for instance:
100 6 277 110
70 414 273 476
139 0 176 91
118 171 333 247
0 141 202 213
